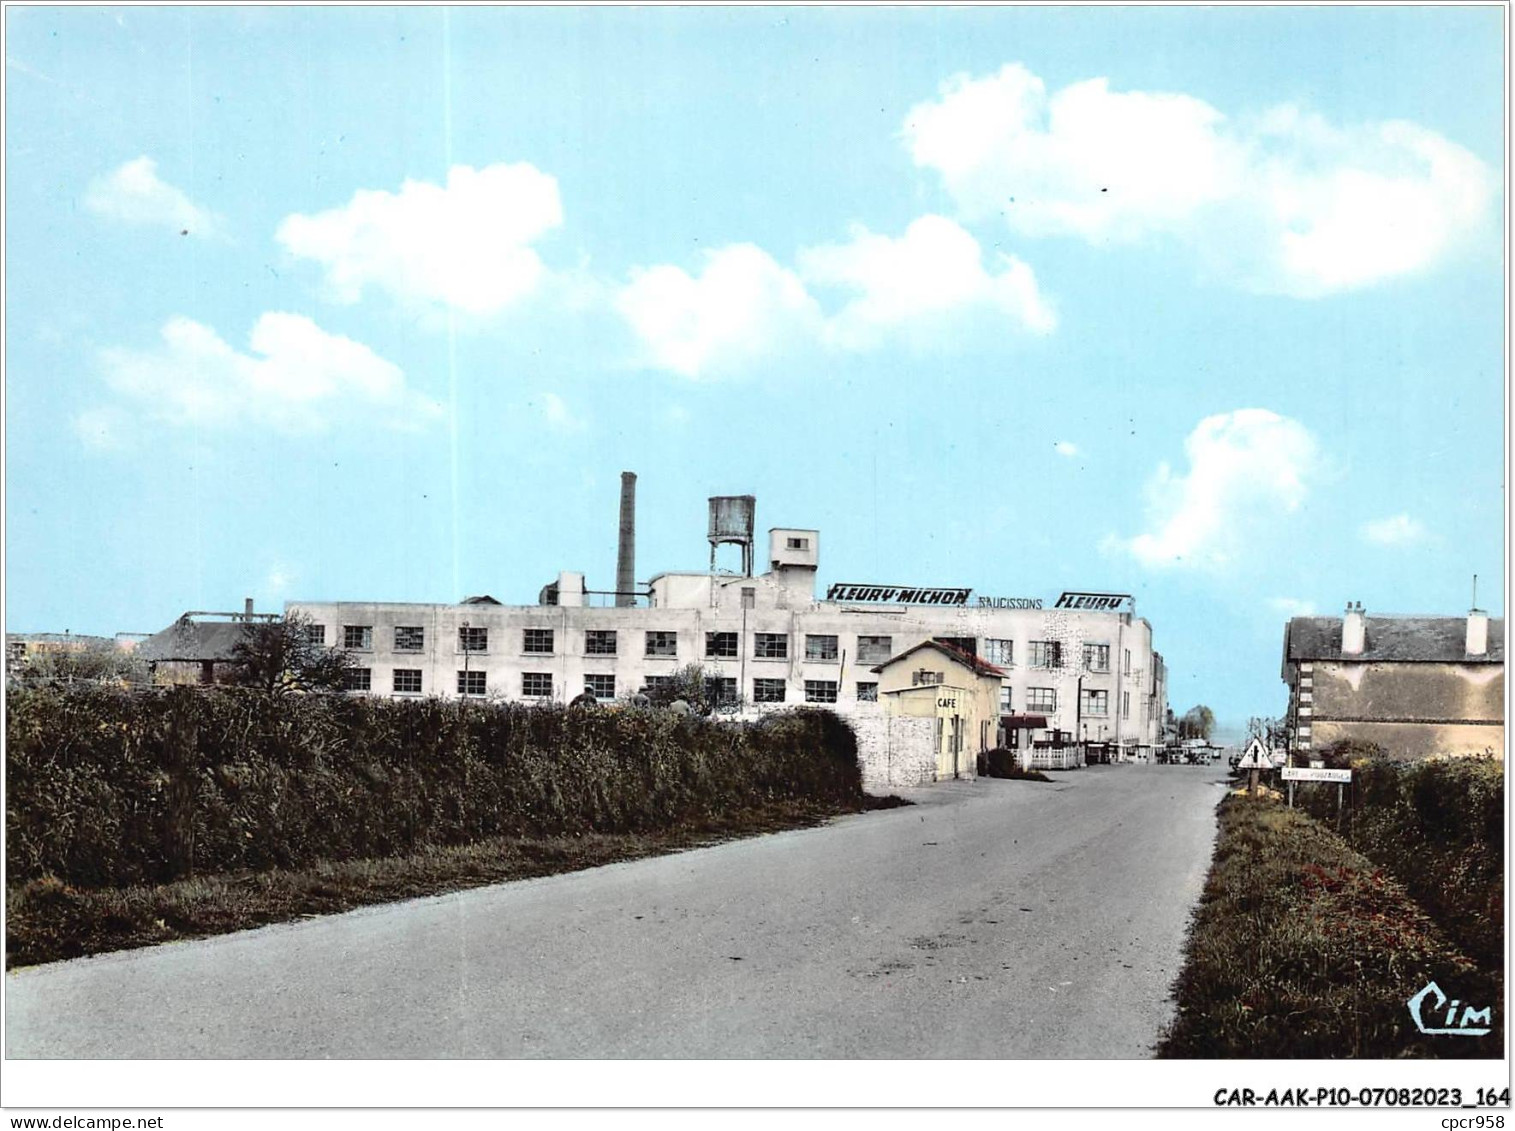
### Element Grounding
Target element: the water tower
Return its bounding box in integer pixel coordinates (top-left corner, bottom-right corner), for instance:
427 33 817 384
708 495 756 576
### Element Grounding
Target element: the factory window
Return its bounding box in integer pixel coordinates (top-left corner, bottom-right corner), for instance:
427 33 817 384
304 624 327 646
1082 644 1109 672
645 631 678 658
935 636 976 656
999 685 1012 712
521 628 551 655
585 630 617 655
643 676 673 695
805 680 838 704
741 588 756 610
805 634 839 662
707 677 738 705
1028 641 1062 669
521 672 552 698
393 669 422 695
856 682 878 702
705 632 738 659
394 626 425 653
343 625 373 651
856 635 893 663
1081 689 1109 717
1026 687 1057 713
1124 648 1132 675
753 678 787 703
459 626 490 653
458 670 487 697
754 633 788 659
787 536 810 551
1122 691 1131 720
912 669 944 686
585 674 616 701
984 639 1014 666
343 667 372 692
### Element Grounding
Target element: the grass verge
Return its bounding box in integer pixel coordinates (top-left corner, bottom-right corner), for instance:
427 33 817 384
7 796 877 970
1158 793 1502 1059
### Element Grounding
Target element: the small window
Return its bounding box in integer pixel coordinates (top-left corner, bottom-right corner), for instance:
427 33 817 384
521 628 552 655
643 676 674 695
343 667 372 692
804 679 838 704
856 682 878 702
393 669 422 694
458 670 487 697
521 672 552 698
754 633 788 659
787 536 809 551
804 634 838 661
984 638 1014 666
707 676 738 704
394 626 425 653
1122 690 1131 719
1083 644 1110 672
999 684 1012 711
1124 648 1132 675
912 669 944 686
460 626 490 653
585 630 617 655
343 625 373 651
645 630 678 658
585 674 616 700
753 678 787 703
303 624 327 646
856 635 892 664
741 587 756 610
1026 687 1057 713
705 631 738 659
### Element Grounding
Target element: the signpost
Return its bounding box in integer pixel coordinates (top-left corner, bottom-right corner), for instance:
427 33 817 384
1236 738 1272 797
1281 765 1353 811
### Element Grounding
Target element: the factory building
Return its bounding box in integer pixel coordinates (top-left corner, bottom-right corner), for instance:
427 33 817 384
287 478 1169 763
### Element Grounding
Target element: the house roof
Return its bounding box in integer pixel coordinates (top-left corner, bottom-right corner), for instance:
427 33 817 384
871 638 1007 679
1283 615 1504 666
137 618 250 663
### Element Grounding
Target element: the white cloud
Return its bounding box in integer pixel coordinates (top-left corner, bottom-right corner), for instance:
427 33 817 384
276 163 563 315
1114 409 1318 570
1054 440 1079 457
83 157 219 237
797 214 1055 347
1360 513 1428 546
1269 597 1317 618
536 391 586 433
615 244 823 379
903 63 1494 295
90 313 441 436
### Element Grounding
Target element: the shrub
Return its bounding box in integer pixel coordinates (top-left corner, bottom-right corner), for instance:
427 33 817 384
1160 796 1501 1059
6 687 863 889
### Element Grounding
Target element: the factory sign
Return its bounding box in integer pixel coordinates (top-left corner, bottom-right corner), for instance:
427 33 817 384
977 596 1043 609
827 584 971 606
1054 591 1133 611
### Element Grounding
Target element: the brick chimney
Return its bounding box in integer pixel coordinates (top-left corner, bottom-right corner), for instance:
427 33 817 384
1466 607 1489 657
1341 601 1366 655
244 597 255 621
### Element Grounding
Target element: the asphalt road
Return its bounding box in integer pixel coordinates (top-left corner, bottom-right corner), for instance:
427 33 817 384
6 765 1228 1059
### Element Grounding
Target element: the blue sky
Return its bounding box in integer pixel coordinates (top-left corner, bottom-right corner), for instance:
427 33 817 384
4 6 1505 727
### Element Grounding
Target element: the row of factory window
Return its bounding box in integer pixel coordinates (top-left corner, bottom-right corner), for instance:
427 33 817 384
311 624 1132 672
338 668 1133 718
342 667 875 704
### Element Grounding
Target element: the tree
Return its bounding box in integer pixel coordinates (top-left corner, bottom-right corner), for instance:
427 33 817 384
1177 705 1216 740
8 642 150 688
636 663 741 716
229 613 355 695
1246 715 1286 749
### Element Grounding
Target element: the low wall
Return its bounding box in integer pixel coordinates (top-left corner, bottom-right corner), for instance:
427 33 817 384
853 714 938 791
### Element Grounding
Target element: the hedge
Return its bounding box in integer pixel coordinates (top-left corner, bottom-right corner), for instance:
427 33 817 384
6 686 862 889
1160 795 1501 1059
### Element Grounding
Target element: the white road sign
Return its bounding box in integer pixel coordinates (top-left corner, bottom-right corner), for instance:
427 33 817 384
1281 766 1352 783
1235 738 1275 770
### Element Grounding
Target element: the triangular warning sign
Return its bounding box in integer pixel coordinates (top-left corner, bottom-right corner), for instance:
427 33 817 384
1236 738 1271 770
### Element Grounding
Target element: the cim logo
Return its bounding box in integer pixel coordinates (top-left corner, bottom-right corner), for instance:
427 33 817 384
1407 981 1492 1036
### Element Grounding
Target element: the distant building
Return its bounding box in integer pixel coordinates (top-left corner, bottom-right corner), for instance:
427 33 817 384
872 639 1006 781
1281 602 1504 760
137 600 273 686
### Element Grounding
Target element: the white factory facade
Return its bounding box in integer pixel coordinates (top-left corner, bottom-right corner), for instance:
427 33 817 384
288 486 1170 762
